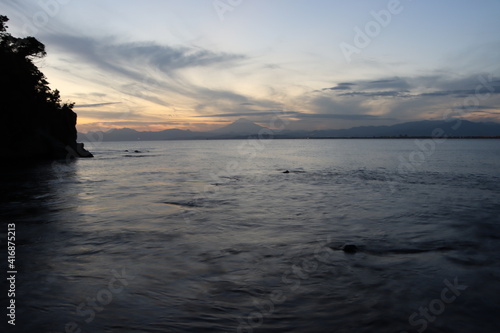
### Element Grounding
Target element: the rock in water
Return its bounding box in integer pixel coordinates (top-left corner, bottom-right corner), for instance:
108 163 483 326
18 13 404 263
342 244 359 253
283 170 290 173
76 143 93 157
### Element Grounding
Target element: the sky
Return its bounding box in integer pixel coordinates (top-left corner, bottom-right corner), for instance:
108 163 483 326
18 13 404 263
1 0 500 132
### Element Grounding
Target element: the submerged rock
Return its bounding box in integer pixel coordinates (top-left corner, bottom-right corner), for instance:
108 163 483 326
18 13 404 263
342 244 359 253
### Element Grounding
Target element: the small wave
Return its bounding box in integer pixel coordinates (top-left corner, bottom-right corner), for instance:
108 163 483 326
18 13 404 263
280 169 307 174
163 200 201 208
124 154 149 158
327 240 478 256
163 197 237 208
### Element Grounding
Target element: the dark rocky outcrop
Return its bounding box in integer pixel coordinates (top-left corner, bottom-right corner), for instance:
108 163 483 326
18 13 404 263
341 244 359 254
0 15 92 160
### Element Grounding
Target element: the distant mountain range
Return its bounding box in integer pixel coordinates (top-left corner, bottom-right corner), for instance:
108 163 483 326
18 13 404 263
78 118 500 142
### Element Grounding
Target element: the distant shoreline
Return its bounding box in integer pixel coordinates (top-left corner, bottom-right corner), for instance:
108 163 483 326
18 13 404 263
291 136 500 140
78 119 500 142
80 136 500 142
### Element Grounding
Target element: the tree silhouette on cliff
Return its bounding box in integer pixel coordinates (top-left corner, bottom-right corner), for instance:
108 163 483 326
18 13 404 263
0 15 91 159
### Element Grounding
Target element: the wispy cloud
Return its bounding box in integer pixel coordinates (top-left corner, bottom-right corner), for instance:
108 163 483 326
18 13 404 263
74 110 146 120
74 102 121 108
45 33 244 78
44 33 248 111
195 111 300 118
339 90 410 98
323 82 356 91
294 113 393 120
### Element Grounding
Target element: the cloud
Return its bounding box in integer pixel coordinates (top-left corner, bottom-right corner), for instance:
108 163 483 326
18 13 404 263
194 109 392 121
323 82 356 90
294 113 393 120
81 121 181 127
75 110 146 120
319 73 500 105
359 77 411 91
76 121 182 133
42 33 248 111
114 42 244 74
418 90 467 97
73 102 121 108
410 74 500 98
321 77 412 99
289 72 500 129
417 88 500 98
307 94 371 115
195 111 300 118
321 79 398 93
45 33 244 78
452 105 498 110
468 110 500 115
339 90 410 98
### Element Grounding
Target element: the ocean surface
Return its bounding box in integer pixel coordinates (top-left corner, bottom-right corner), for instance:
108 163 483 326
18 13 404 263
1 139 500 333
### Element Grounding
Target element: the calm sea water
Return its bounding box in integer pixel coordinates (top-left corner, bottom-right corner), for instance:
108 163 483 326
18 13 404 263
1 139 500 333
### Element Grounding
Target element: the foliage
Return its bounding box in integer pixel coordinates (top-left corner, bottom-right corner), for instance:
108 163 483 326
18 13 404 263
0 15 79 158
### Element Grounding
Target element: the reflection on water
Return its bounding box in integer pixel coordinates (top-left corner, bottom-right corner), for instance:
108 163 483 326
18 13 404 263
1 140 500 332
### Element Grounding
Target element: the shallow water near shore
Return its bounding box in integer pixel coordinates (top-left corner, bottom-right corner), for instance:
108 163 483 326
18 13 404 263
1 139 500 332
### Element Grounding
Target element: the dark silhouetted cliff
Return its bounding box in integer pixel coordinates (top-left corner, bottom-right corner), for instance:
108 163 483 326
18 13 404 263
0 15 92 159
